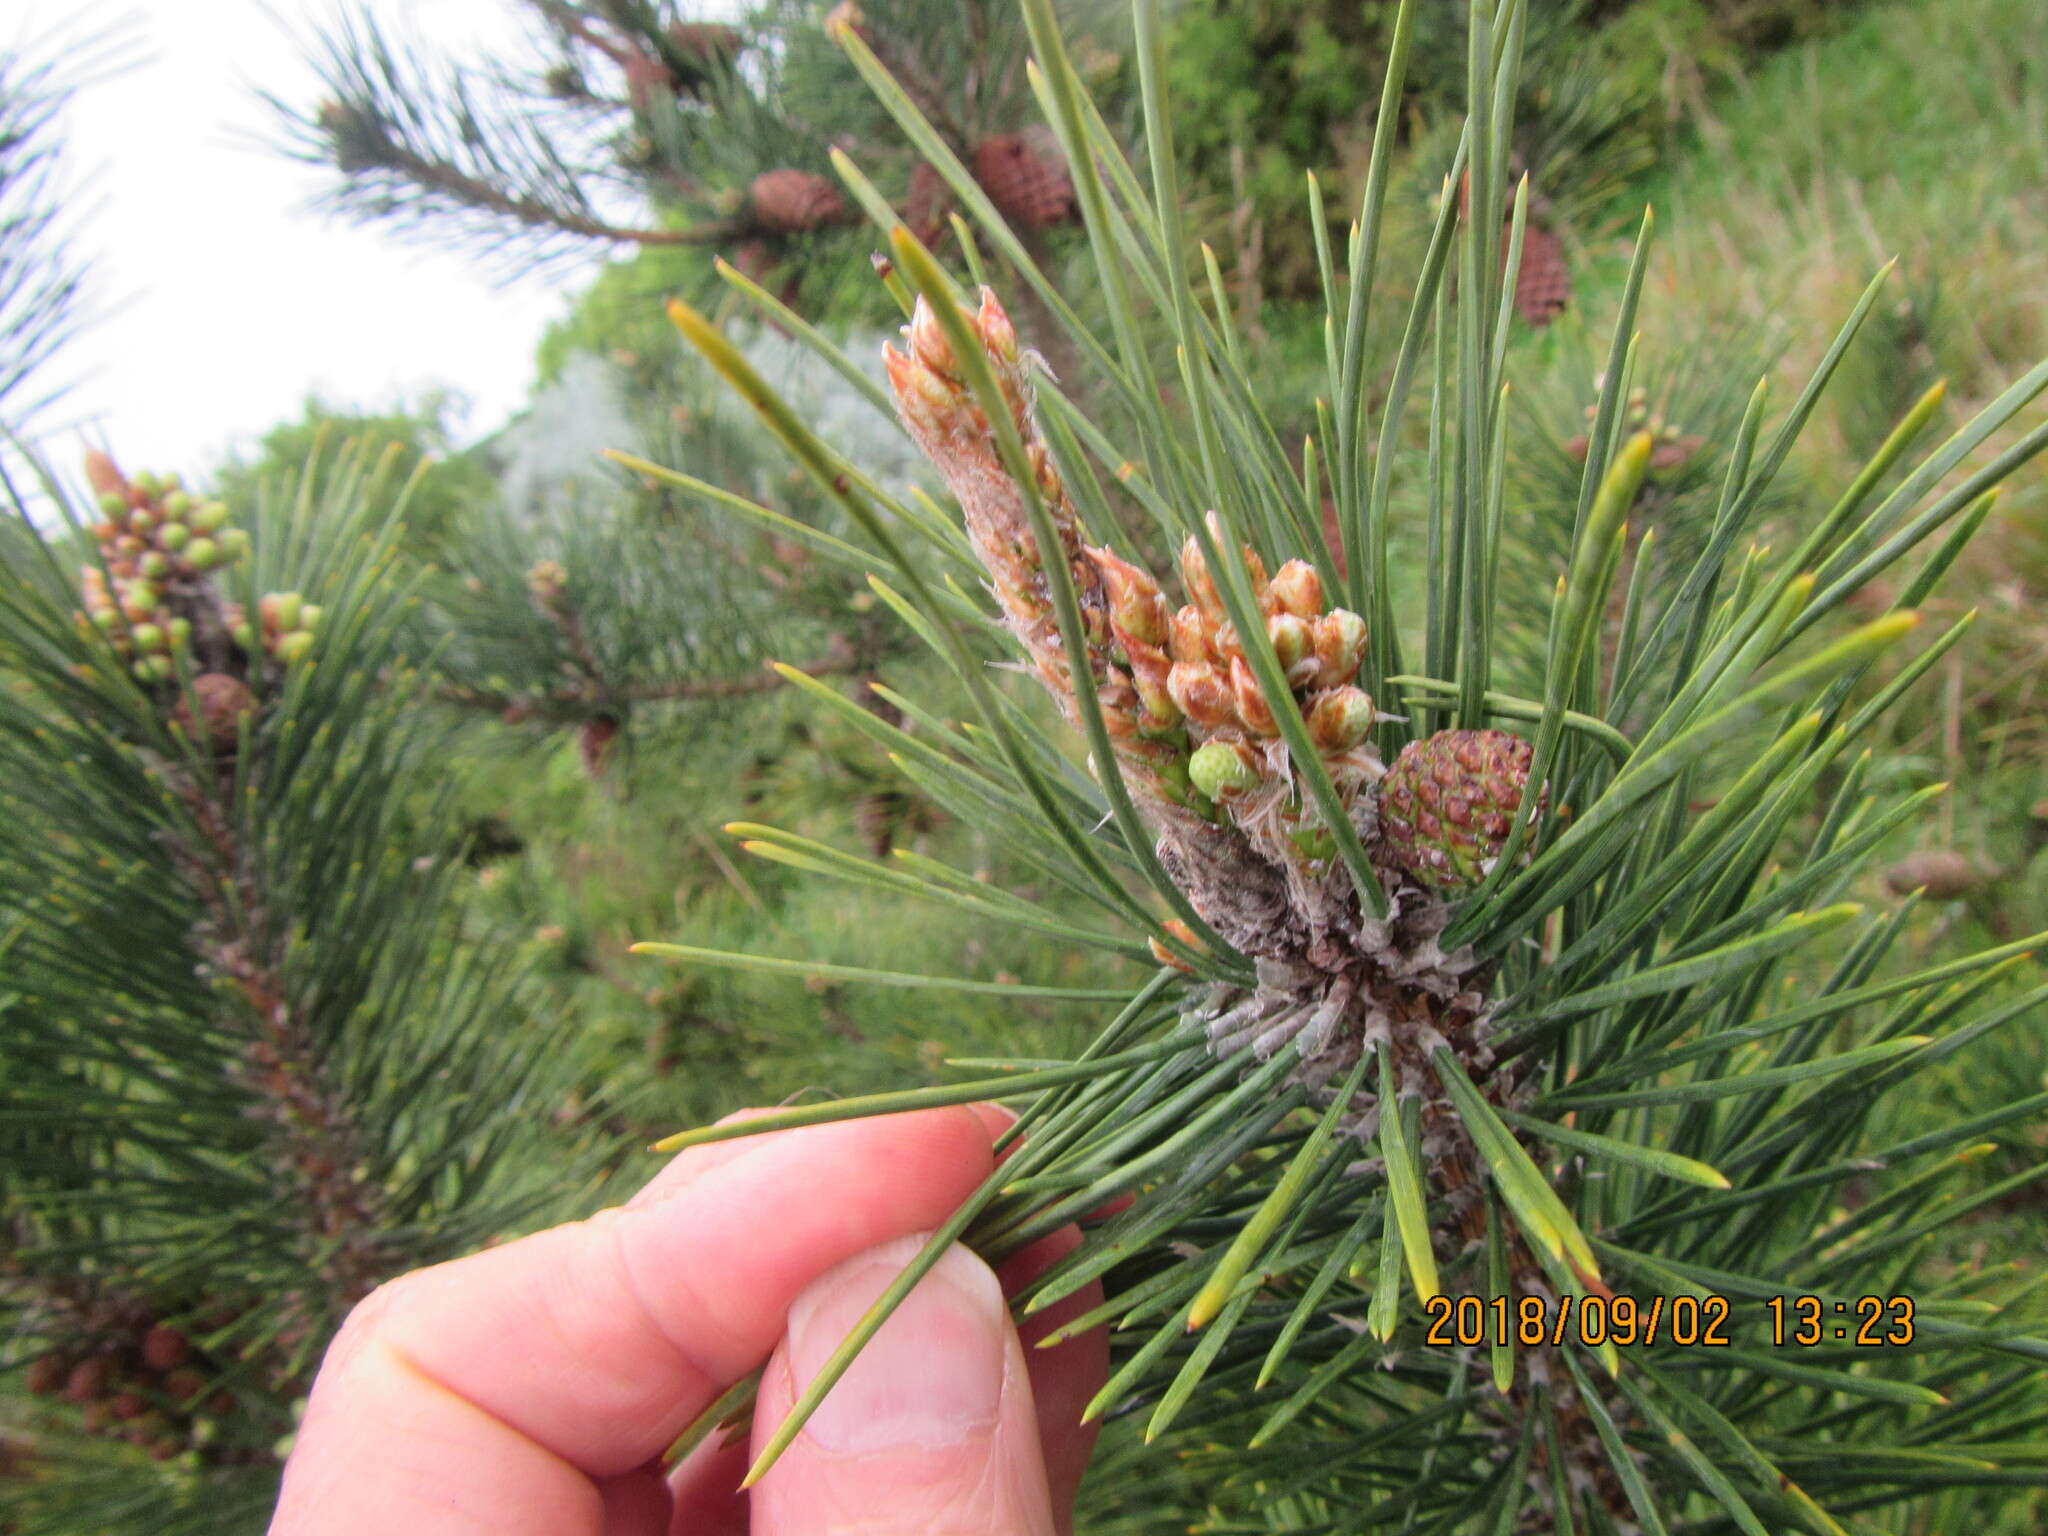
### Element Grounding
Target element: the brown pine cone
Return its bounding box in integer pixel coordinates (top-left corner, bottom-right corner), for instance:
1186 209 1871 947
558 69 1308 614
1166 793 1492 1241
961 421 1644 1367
971 129 1076 229
750 169 849 234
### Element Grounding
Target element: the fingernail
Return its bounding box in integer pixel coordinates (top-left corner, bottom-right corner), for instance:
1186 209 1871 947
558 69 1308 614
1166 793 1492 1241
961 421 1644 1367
788 1234 1007 1454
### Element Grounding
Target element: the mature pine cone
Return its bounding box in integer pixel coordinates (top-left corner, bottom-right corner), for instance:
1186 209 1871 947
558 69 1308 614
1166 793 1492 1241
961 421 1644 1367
971 129 1076 229
1511 220 1570 326
1377 729 1539 891
172 672 257 752
749 169 849 234
904 160 951 248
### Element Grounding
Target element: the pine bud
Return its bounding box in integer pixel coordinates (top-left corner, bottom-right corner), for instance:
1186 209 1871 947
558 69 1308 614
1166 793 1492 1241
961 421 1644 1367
96 492 129 518
166 618 192 650
1178 538 1225 626
141 1326 189 1371
132 471 161 498
129 510 155 535
275 631 314 665
1883 850 1982 900
1313 609 1368 686
1089 549 1169 646
1167 660 1235 727
139 552 170 581
64 1358 111 1403
298 604 323 631
230 621 257 652
1228 654 1276 735
162 490 193 518
1189 739 1261 800
184 538 219 569
26 1355 68 1396
1267 611 1312 675
1169 604 1210 664
191 502 229 534
1306 686 1375 751
1265 558 1323 618
130 623 166 653
261 592 303 632
1377 728 1539 890
1146 917 1206 973
121 584 159 621
159 523 190 552
162 1368 204 1402
218 528 251 561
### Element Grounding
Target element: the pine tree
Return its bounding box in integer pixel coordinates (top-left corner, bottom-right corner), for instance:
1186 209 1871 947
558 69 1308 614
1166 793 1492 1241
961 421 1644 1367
0 444 611 1533
275 0 1099 299
0 23 123 427
638 0 2048 1527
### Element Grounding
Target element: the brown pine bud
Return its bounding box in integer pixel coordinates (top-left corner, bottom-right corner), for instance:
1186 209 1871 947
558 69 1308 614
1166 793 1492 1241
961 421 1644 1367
141 1326 189 1371
750 169 848 234
1883 850 1982 900
1267 611 1312 676
84 449 127 500
1168 605 1210 664
26 1354 68 1397
1147 918 1206 973
1178 538 1225 627
1313 609 1369 686
1265 558 1323 619
1166 660 1234 728
109 1390 147 1422
162 1369 205 1402
1088 548 1169 646
64 1357 111 1403
1228 655 1276 735
1307 687 1375 751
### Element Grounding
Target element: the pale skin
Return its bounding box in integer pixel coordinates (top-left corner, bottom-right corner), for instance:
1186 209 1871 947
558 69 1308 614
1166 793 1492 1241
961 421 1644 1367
270 1105 1107 1535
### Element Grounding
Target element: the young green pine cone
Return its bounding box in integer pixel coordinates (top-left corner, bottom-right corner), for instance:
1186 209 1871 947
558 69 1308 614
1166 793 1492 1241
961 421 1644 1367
1376 728 1543 891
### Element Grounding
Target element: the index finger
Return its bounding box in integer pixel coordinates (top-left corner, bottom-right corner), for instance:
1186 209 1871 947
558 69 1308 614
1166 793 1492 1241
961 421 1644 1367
275 1105 996 1530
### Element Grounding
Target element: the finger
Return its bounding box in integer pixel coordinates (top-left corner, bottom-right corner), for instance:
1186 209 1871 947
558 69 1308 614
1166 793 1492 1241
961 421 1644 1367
997 1226 1106 1531
625 1108 787 1210
272 1106 994 1534
748 1234 1057 1536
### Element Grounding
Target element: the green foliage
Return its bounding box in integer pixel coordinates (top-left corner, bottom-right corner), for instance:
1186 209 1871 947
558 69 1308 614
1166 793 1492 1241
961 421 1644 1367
0 444 611 1532
652 0 2048 1526
0 22 126 426
211 392 494 562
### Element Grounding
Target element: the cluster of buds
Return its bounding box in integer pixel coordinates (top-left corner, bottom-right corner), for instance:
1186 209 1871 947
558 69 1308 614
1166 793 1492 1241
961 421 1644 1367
72 453 318 711
75 454 249 684
243 591 320 666
886 289 1188 789
1165 529 1373 756
885 285 1380 872
22 1306 236 1463
1570 377 1702 473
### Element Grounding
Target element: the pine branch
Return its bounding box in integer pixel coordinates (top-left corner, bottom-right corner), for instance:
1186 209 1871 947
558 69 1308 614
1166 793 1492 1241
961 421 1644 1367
636 0 2048 1524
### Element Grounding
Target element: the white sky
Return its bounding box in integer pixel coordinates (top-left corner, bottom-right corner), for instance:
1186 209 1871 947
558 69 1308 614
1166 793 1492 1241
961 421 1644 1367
18 0 595 478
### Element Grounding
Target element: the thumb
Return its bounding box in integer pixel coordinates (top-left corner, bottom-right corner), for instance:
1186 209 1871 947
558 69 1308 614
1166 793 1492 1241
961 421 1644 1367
746 1234 1057 1536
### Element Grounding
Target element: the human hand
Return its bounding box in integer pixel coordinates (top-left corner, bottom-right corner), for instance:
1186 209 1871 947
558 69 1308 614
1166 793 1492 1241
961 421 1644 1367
270 1105 1107 1534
